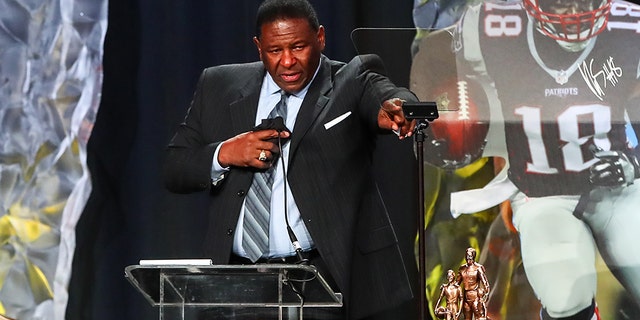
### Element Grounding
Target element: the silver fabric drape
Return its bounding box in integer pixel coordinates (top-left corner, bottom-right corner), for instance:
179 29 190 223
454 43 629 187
0 0 107 318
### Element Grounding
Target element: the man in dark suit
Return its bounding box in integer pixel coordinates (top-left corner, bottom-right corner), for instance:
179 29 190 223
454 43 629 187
163 0 419 318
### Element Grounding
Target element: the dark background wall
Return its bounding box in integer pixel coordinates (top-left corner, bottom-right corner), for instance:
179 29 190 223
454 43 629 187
66 1 418 319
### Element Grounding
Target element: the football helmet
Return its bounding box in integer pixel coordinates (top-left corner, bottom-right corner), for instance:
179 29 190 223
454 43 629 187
523 0 611 46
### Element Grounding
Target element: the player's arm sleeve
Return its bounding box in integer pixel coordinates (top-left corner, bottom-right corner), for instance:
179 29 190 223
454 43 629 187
456 4 488 77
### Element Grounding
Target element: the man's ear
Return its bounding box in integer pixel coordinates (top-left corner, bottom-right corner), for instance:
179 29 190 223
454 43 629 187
253 36 263 60
317 25 326 51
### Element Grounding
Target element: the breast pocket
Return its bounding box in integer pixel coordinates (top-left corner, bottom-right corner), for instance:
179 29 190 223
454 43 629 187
323 111 352 130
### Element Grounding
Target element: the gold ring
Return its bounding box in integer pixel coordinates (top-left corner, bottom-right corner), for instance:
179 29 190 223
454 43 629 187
258 150 267 161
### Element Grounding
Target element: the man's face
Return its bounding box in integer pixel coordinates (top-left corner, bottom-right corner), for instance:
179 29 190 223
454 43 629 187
447 271 455 282
254 17 325 94
465 249 475 264
542 0 594 16
530 0 606 51
541 0 596 34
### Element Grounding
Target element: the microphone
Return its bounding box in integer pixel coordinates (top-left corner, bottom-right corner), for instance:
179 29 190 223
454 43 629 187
271 116 287 132
253 116 288 132
288 226 308 265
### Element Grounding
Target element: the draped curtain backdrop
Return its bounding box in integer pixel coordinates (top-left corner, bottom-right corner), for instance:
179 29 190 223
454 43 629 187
66 1 417 319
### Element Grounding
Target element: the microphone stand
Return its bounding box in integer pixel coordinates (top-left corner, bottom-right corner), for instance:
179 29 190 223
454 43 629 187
402 101 438 320
413 119 430 320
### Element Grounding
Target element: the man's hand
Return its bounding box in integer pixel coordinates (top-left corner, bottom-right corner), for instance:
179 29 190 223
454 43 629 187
378 98 416 140
589 148 639 187
218 129 290 169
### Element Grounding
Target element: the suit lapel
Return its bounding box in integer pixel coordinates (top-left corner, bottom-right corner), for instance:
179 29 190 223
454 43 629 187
229 65 264 133
290 56 333 158
227 59 334 160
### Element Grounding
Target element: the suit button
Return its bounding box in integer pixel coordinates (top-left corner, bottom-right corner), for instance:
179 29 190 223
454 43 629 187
226 229 234 236
237 190 245 197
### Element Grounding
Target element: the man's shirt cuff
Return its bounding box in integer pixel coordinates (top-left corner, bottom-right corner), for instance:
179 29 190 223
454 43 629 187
211 142 230 185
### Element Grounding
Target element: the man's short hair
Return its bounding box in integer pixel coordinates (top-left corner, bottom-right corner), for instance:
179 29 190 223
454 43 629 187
255 0 320 38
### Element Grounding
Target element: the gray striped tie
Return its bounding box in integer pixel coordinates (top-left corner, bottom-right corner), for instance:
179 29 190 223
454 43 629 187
243 91 289 262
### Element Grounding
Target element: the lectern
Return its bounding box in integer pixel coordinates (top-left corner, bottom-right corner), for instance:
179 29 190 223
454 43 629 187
125 262 343 320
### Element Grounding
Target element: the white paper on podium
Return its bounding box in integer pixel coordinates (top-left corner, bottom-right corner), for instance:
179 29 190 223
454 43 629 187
139 259 213 266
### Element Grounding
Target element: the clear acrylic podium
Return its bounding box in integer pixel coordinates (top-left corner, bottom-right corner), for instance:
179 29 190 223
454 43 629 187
125 262 343 320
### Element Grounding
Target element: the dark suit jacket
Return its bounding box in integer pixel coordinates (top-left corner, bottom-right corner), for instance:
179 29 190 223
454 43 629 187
163 54 417 319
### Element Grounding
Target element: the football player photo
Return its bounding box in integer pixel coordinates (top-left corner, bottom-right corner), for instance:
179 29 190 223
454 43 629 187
411 0 640 319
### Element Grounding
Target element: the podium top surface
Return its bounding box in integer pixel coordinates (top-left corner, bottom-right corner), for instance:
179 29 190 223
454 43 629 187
125 263 343 308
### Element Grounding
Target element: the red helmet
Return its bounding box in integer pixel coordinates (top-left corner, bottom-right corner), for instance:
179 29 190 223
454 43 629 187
523 0 611 43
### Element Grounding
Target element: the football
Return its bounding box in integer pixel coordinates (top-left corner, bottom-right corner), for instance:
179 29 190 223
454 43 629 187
424 77 490 169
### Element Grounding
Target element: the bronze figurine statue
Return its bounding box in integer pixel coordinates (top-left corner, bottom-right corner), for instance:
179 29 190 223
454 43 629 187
457 247 491 320
434 269 463 320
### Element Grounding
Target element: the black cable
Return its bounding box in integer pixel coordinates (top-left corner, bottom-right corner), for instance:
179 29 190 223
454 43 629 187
275 121 309 265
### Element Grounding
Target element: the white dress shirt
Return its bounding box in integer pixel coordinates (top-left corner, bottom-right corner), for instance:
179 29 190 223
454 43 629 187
211 68 319 258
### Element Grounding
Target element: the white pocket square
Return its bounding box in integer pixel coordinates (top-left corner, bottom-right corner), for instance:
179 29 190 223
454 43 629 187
324 111 352 130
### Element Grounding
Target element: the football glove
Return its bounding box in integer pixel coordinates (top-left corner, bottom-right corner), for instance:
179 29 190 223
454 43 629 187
589 149 640 187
